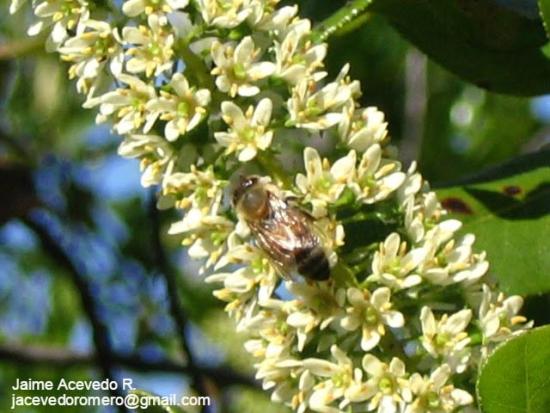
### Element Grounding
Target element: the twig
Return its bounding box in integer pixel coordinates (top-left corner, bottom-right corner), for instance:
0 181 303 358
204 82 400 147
147 190 212 412
0 342 257 388
23 214 128 413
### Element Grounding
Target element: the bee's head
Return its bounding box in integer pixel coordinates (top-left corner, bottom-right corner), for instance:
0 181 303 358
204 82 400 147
233 175 269 220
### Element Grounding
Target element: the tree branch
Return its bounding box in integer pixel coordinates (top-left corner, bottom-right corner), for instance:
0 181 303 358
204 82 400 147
23 214 127 413
0 161 40 224
0 342 257 388
147 191 213 412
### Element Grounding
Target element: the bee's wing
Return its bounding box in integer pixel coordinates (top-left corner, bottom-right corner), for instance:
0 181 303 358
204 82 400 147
251 195 318 276
251 222 295 281
285 197 333 247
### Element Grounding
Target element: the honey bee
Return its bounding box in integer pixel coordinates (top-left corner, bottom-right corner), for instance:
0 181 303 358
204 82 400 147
233 175 330 281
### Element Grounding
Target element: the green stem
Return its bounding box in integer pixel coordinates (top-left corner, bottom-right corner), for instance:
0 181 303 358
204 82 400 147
310 0 374 43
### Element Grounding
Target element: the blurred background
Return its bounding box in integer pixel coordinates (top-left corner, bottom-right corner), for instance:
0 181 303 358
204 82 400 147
0 0 549 412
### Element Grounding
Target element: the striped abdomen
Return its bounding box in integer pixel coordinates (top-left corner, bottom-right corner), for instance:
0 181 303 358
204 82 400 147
295 246 330 281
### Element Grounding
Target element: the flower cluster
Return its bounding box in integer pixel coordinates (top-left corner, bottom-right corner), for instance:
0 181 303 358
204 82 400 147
11 0 532 412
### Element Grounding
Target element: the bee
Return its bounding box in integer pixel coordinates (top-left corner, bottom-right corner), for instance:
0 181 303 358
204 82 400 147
232 175 330 281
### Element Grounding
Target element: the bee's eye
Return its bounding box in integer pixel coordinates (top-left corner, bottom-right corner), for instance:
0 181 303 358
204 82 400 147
242 187 267 216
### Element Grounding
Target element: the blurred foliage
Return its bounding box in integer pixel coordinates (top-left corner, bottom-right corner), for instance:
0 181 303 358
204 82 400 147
200 312 255 375
0 0 549 412
539 0 550 38
420 65 541 184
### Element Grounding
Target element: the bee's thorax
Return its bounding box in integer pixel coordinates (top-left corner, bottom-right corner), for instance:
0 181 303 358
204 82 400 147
238 186 270 221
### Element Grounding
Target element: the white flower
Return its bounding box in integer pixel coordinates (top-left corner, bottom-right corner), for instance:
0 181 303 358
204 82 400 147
478 284 531 344
215 98 273 161
362 355 412 413
117 134 174 187
404 192 443 243
397 162 423 207
243 306 300 367
123 14 175 77
198 0 252 28
287 77 352 130
27 0 89 51
339 106 388 152
350 144 405 204
211 286 257 324
256 5 298 32
420 306 472 373
295 147 356 217
208 244 279 302
289 369 316 413
211 36 276 97
406 364 473 413
241 0 278 27
273 18 327 84
369 233 427 290
306 345 373 413
84 74 158 135
420 229 489 285
168 208 234 270
158 165 224 214
9 0 27 14
146 73 211 141
314 216 345 267
257 354 301 400
122 0 188 17
335 64 361 99
58 20 123 94
341 287 404 351
286 282 345 351
286 306 320 353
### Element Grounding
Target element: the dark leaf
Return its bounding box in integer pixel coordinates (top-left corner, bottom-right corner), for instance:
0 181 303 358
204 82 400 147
371 0 550 95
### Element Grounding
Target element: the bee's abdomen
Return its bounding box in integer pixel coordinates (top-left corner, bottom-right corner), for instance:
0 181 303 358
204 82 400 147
295 247 330 281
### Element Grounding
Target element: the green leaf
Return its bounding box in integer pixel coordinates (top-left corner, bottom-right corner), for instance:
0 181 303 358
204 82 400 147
477 326 550 413
436 150 550 296
371 0 550 95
